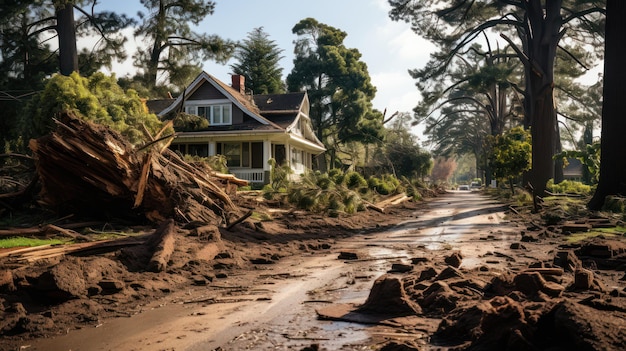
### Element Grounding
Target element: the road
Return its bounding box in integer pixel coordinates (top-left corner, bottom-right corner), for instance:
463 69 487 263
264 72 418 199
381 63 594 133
27 190 523 351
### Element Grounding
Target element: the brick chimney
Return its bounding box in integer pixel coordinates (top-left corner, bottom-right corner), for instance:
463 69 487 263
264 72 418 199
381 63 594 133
231 74 245 94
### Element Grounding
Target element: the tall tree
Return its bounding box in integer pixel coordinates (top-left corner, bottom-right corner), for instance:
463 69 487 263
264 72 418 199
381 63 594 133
588 0 626 210
389 0 605 197
287 18 381 171
230 27 285 94
0 1 131 146
0 0 131 76
134 0 235 88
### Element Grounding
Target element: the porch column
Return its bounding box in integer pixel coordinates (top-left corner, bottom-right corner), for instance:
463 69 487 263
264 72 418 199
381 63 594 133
208 141 216 156
263 140 271 171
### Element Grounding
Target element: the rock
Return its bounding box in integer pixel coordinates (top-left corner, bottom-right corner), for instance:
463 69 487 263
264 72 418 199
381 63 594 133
410 257 429 264
338 251 358 260
509 242 526 250
191 275 209 286
0 269 15 292
561 222 592 234
190 225 221 241
513 272 563 298
98 279 124 294
444 252 463 268
521 234 539 242
36 259 87 301
573 268 594 290
389 263 413 273
357 275 421 316
435 296 527 347
542 301 626 350
250 257 274 264
417 266 438 282
554 250 582 272
436 266 464 281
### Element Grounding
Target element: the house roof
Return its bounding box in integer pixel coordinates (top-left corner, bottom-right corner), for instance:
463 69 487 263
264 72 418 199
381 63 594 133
253 92 305 113
145 98 176 114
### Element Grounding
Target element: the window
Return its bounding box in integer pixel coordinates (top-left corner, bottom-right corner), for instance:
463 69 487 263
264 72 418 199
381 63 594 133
185 103 232 125
217 142 264 168
222 142 241 167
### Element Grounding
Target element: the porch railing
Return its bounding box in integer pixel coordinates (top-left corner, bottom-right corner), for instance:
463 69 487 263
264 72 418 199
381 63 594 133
232 170 265 183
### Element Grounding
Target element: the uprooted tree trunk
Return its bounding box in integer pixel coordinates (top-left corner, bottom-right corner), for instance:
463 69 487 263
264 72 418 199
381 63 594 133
29 111 241 225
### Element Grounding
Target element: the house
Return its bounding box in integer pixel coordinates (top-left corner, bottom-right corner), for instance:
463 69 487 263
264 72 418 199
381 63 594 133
563 158 584 181
154 72 326 184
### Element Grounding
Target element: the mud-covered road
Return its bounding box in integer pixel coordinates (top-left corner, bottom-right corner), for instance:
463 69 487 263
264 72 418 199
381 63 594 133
25 191 532 350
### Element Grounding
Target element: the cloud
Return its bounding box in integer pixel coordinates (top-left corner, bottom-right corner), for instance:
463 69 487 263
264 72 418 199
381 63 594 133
371 71 420 113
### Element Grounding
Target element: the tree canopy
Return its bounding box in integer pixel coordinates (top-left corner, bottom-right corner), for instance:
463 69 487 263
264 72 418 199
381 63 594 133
287 18 383 171
133 0 235 89
230 27 285 94
389 0 605 196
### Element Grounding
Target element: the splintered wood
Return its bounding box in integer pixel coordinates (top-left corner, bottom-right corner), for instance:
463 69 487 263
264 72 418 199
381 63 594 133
29 111 241 225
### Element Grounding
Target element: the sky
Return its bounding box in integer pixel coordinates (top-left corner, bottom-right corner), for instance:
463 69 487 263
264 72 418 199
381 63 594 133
95 0 437 137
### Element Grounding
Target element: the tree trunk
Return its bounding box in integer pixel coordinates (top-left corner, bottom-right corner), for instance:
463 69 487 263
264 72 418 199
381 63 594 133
589 0 626 210
524 0 561 197
56 3 78 76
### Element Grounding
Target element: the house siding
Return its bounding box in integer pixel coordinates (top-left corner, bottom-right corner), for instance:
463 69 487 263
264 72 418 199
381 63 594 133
188 82 225 100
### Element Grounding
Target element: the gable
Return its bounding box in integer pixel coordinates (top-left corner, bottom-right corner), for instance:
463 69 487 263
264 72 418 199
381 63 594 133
188 81 227 100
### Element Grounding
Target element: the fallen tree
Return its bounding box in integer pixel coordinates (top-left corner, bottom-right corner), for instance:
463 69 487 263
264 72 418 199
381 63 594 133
28 111 241 225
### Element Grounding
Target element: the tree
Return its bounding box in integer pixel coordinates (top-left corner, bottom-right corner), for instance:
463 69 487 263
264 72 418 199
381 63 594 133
488 126 532 195
389 0 605 197
287 18 381 170
430 157 457 184
134 0 235 89
589 0 626 210
0 1 132 147
373 115 431 180
230 27 285 94
22 72 164 145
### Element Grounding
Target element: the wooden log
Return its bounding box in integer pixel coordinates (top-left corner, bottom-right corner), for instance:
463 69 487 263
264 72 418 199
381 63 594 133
147 219 177 272
523 268 564 276
226 210 253 231
133 151 153 208
363 201 385 213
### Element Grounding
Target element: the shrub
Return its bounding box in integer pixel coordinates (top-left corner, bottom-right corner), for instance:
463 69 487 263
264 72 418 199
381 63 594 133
344 171 367 190
546 179 593 195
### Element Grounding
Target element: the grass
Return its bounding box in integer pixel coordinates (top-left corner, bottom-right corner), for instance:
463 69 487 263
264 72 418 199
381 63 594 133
564 226 625 243
0 237 66 249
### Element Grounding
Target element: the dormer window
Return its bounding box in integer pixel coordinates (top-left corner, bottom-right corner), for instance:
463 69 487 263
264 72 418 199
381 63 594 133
185 102 232 125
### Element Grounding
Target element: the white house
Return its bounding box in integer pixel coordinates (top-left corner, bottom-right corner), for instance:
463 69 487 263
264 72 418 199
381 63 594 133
153 72 326 184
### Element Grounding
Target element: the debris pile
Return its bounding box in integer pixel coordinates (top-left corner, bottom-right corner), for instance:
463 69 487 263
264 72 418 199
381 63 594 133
29 111 240 224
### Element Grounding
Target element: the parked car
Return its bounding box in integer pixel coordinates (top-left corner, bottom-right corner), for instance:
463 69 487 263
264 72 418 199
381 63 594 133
458 184 470 191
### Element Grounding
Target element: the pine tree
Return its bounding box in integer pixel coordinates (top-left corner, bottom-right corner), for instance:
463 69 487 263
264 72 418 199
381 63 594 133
230 27 285 94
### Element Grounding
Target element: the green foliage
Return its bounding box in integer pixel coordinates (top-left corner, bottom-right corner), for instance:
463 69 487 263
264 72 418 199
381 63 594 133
487 127 532 194
287 170 362 214
343 171 367 190
602 196 626 213
0 237 64 249
230 27 285 94
555 143 600 184
173 112 210 132
546 179 593 195
370 113 432 180
22 72 165 145
287 18 382 169
367 175 399 195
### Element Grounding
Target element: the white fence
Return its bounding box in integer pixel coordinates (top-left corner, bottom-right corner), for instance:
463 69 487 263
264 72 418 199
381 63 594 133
232 170 265 183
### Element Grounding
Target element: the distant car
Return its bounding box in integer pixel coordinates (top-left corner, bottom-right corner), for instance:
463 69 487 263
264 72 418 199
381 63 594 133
458 184 470 191
470 182 481 189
